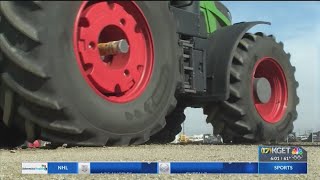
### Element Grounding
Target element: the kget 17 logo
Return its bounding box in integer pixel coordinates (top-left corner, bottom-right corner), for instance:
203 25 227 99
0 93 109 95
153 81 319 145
260 147 272 154
260 147 291 154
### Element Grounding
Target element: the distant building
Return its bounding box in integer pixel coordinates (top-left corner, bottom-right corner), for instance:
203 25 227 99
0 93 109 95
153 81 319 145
313 131 320 142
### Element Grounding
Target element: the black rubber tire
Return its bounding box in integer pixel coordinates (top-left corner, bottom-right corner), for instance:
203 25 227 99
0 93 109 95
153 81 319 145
0 1 180 146
204 32 299 143
147 105 186 144
0 104 25 148
0 39 26 148
0 120 25 148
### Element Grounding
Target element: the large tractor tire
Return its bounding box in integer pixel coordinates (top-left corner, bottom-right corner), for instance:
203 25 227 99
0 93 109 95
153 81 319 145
148 105 186 144
0 120 25 148
204 32 299 143
0 1 180 146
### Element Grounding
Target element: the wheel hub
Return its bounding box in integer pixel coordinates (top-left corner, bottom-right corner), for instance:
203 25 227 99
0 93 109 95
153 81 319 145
73 1 154 103
253 77 271 104
252 57 288 124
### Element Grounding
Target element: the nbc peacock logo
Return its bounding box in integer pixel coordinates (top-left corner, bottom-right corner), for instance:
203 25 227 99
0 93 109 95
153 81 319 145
291 147 303 155
291 147 304 160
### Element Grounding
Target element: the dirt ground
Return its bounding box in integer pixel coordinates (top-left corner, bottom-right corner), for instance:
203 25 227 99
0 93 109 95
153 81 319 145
0 144 319 179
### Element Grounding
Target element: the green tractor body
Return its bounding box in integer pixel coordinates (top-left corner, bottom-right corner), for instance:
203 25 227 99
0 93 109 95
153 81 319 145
0 1 298 147
200 1 231 33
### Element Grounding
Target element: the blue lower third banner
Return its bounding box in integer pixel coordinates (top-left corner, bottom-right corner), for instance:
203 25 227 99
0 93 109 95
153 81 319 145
24 162 306 174
170 162 257 174
90 162 258 174
259 162 307 174
48 162 78 174
90 162 158 174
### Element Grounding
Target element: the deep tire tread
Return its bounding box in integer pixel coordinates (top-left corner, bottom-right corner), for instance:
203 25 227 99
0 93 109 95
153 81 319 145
148 105 186 144
204 32 299 143
221 101 245 116
0 1 40 42
2 88 14 126
0 34 47 78
18 106 83 134
2 73 61 110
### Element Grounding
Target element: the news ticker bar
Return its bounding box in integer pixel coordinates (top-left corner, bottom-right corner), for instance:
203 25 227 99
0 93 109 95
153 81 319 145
22 162 307 174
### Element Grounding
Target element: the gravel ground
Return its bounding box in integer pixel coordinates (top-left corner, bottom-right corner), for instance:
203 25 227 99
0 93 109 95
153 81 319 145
0 144 319 179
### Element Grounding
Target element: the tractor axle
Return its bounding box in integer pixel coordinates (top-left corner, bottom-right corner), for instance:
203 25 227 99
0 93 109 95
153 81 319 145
98 39 129 56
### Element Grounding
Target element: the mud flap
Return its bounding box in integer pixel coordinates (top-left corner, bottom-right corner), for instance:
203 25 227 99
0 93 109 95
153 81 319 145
206 21 270 100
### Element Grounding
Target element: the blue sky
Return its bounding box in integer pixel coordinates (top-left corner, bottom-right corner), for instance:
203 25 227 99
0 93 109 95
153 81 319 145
184 1 320 135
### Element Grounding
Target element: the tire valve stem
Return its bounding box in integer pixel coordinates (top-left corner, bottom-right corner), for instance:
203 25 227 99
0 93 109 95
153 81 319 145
98 39 129 56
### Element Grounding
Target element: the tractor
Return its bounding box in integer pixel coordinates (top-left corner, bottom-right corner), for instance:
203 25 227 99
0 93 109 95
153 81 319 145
0 1 298 147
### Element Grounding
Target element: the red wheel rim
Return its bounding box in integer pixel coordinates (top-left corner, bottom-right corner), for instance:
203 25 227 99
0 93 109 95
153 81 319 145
252 57 288 123
73 1 154 103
